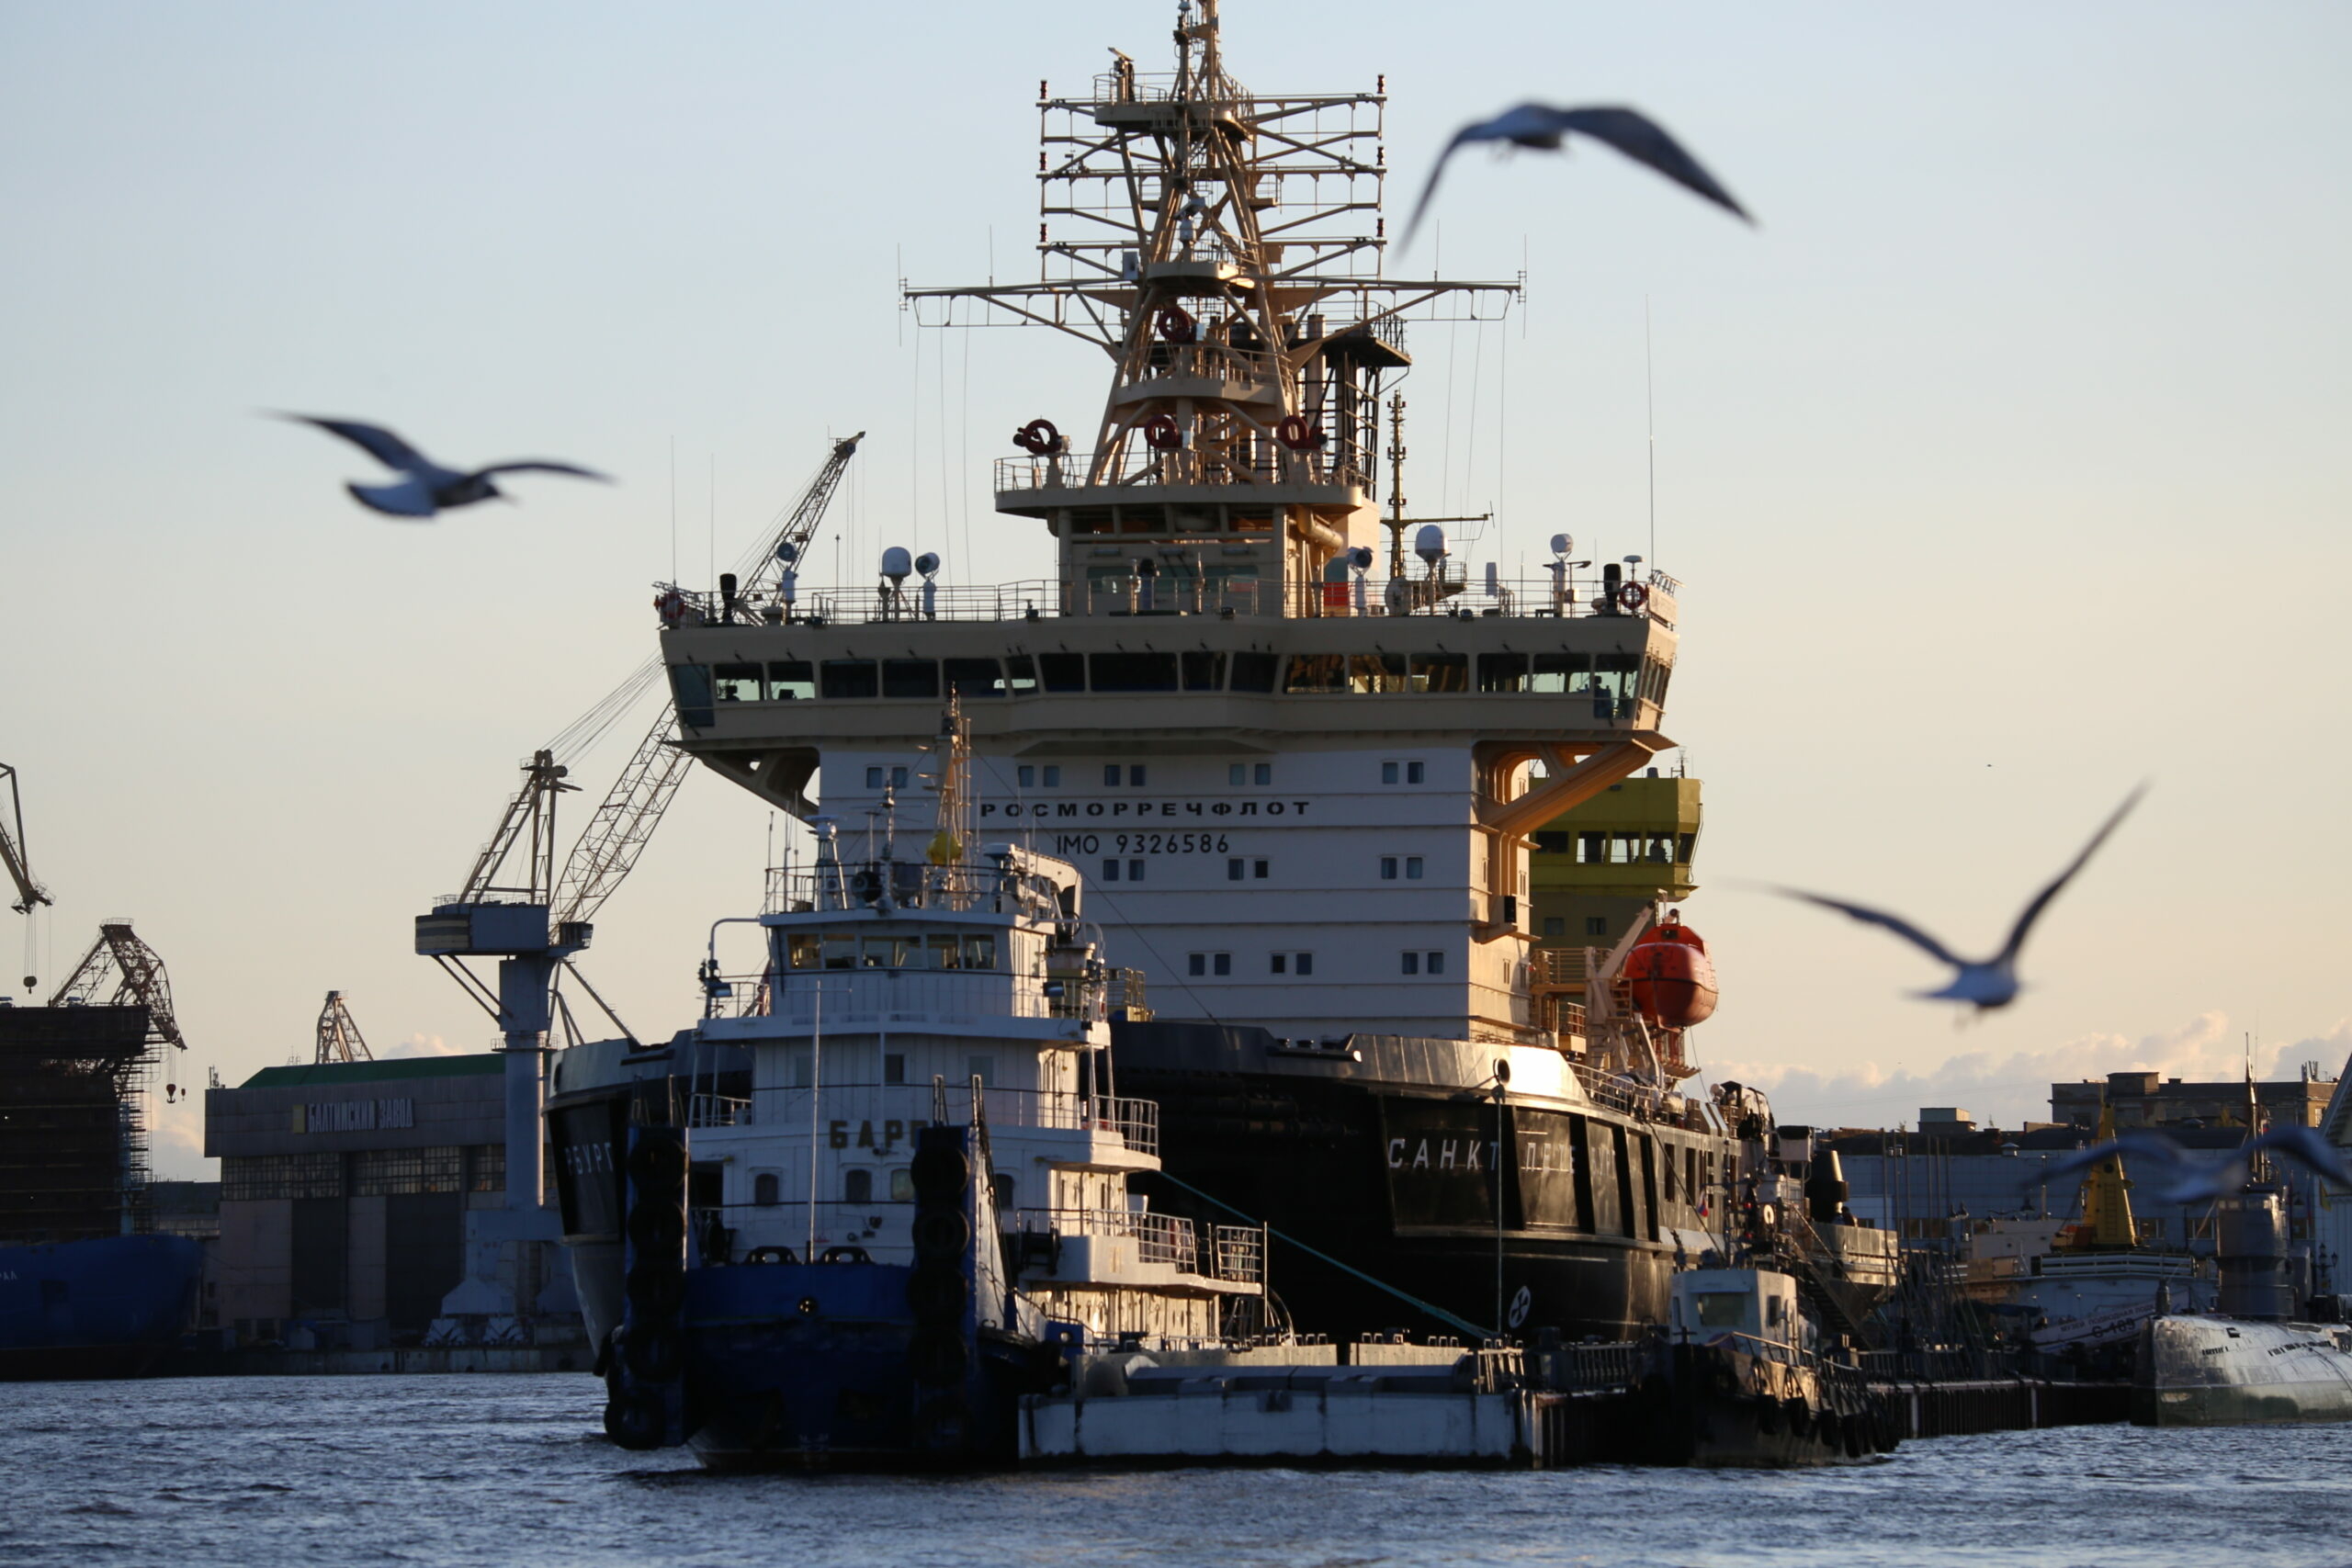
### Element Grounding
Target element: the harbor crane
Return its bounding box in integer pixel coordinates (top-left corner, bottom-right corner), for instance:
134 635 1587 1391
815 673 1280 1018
416 429 863 1208
3 761 55 991
50 919 189 1110
315 990 372 1065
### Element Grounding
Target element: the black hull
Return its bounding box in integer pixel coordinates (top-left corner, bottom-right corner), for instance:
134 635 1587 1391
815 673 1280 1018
1114 1022 1742 1343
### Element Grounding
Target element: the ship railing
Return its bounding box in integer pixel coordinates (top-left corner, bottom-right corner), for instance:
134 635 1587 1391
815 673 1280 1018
1208 1223 1265 1285
660 570 1678 628
747 1083 1158 1154
707 966 1140 1027
1532 947 1600 989
1535 1341 1642 1392
686 1093 751 1128
1008 1205 1264 1281
1856 1347 2003 1383
995 444 1374 494
765 863 1037 915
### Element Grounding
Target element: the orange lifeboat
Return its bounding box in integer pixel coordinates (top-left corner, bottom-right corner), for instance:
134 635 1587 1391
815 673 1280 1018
1624 915 1719 1029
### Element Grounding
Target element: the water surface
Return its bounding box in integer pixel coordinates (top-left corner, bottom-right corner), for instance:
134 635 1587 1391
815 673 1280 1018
5 1374 2346 1567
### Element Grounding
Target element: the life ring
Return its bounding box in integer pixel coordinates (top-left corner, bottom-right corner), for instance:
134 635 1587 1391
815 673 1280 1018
1156 305 1196 344
1141 412 1182 452
1617 581 1650 612
1012 418 1060 455
654 589 690 629
1274 413 1323 452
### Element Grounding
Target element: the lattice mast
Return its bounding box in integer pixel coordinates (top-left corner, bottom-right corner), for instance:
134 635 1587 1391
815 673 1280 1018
314 989 373 1065
907 0 1516 591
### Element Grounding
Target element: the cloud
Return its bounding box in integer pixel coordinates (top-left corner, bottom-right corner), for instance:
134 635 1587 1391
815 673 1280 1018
379 1032 470 1059
1712 1012 2352 1131
146 1102 215 1180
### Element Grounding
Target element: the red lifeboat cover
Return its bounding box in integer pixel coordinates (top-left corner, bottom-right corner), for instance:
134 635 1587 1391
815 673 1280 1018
1625 922 1719 1028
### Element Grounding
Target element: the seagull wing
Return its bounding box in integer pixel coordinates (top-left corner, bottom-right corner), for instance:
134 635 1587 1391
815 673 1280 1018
2249 1125 2352 1187
1397 120 1495 253
276 413 429 473
470 460 613 482
1994 783 2147 964
1774 887 1962 968
347 478 438 518
1544 106 1753 223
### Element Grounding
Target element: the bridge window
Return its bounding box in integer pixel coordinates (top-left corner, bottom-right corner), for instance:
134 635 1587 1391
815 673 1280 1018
713 662 763 702
1527 652 1590 694
944 658 1002 697
883 660 939 699
1350 653 1408 694
961 936 998 969
820 660 878 699
1477 653 1529 693
765 660 815 700
1002 656 1040 695
1182 651 1227 691
670 664 715 730
1038 653 1086 693
1283 654 1347 694
1410 653 1468 694
1230 652 1279 693
1091 651 1180 692
1533 831 1569 854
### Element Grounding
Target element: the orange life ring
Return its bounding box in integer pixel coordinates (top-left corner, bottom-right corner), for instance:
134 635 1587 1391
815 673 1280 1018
1156 306 1196 344
1012 418 1060 455
1274 414 1323 451
1617 581 1650 612
654 590 689 628
1141 412 1182 452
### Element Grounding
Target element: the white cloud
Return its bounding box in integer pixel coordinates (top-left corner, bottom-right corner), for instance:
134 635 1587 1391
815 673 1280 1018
1711 1012 2352 1131
380 1032 468 1059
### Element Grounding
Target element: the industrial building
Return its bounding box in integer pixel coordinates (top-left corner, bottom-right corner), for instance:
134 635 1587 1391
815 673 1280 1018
204 1053 572 1346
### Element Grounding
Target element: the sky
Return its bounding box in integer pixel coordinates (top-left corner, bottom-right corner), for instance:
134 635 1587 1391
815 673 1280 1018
2 1 2346 1177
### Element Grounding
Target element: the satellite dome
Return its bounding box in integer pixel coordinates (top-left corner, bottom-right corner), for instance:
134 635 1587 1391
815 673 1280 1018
881 546 912 582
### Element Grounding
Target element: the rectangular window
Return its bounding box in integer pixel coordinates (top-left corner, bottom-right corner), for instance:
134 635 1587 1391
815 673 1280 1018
1090 651 1180 692
1409 652 1468 694
1271 953 1286 975
961 935 997 969
943 658 1003 698
1406 856 1424 880
1543 917 1566 938
1182 651 1227 691
1426 951 1445 975
1533 830 1569 855
1102 859 1121 882
890 1168 916 1202
1228 763 1246 785
882 660 938 699
1103 764 1122 786
1129 764 1147 786
1043 765 1061 787
1227 858 1244 881
966 1055 996 1089
1018 765 1035 787
1586 917 1609 937
1127 859 1145 881
1296 953 1314 976
1253 860 1269 879
1189 953 1207 976
1407 761 1424 784
884 1053 907 1085
669 664 715 729
765 660 816 701
866 766 884 788
1527 650 1590 694
1579 832 1607 864
1402 952 1420 976
1476 652 1529 693
1213 953 1231 976
1229 652 1280 694
1380 857 1398 880
1349 653 1409 694
863 765 908 790
1254 763 1272 785
1382 761 1399 784
713 662 763 703
820 660 879 699
1038 652 1087 693
1001 655 1039 695
1283 653 1349 694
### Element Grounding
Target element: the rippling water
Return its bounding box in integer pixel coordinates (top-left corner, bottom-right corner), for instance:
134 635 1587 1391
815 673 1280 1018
4 1374 2347 1568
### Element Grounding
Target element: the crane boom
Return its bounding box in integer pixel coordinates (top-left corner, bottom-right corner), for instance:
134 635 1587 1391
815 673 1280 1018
741 431 864 596
50 920 187 1053
550 704 695 930
2 763 53 915
315 990 372 1064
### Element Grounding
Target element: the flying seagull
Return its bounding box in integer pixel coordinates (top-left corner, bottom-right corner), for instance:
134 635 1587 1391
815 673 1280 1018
1775 784 2147 1010
2034 1125 2352 1206
1401 104 1751 251
275 414 610 520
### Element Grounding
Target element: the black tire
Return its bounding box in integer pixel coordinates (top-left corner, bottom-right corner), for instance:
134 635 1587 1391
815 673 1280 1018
908 1326 970 1386
604 1392 667 1450
907 1265 967 1325
912 1210 972 1262
628 1201 685 1258
626 1261 684 1317
628 1137 687 1193
626 1325 684 1382
911 1143 969 1201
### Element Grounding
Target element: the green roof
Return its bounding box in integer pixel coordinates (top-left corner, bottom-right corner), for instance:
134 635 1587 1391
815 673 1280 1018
239 1055 507 1089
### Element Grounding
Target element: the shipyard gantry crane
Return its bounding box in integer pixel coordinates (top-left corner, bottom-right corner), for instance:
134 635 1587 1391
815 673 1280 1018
3 761 54 991
315 989 373 1065
419 429 864 1208
50 919 189 1124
